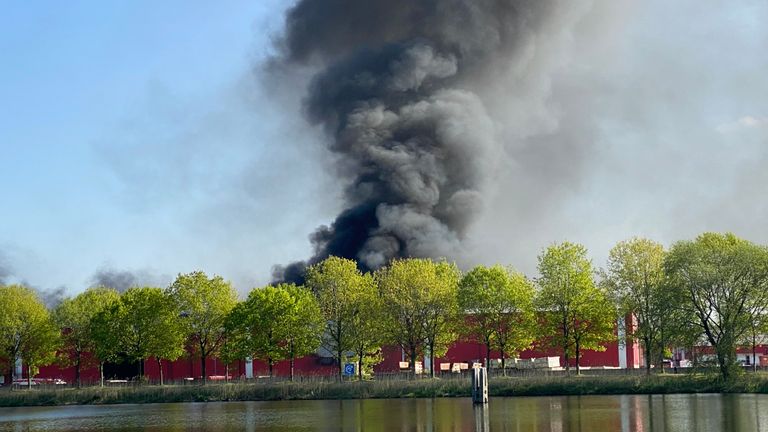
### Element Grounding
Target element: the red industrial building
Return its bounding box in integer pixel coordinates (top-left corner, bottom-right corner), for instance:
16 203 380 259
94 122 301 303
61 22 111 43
23 339 639 385
12 316 644 385
11 314 767 385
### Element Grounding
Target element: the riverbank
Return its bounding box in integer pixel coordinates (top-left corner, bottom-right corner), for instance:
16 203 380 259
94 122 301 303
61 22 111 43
2 374 768 407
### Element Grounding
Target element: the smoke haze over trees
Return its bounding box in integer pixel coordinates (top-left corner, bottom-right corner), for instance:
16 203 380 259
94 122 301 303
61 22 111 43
90 267 159 293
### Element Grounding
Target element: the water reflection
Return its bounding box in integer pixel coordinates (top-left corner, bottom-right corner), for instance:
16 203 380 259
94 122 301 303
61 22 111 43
473 405 489 432
1 394 768 431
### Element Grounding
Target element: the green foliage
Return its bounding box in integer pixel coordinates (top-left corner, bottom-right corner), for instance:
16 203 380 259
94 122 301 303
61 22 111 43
91 301 125 366
535 242 616 374
458 265 536 373
92 287 185 383
167 271 238 382
605 238 666 325
120 287 185 371
54 287 120 386
347 275 384 380
282 284 325 377
0 285 60 383
377 258 461 377
306 256 376 379
225 283 323 378
665 232 768 380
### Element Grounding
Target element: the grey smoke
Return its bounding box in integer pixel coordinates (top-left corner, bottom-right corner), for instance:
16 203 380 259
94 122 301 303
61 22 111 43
271 0 590 281
0 253 10 285
91 267 154 293
34 286 67 309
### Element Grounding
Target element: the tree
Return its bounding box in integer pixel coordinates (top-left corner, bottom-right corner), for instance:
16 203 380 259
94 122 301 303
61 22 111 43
306 256 372 381
743 313 768 372
19 312 60 390
605 238 667 374
665 232 768 380
226 284 323 380
91 304 125 386
167 271 238 384
421 261 461 378
348 277 384 381
283 284 325 381
377 258 461 378
54 287 120 387
0 285 60 388
116 287 185 385
535 242 615 375
458 265 536 375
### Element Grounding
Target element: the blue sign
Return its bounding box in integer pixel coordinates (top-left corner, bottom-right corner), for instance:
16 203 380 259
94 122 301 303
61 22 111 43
343 363 355 376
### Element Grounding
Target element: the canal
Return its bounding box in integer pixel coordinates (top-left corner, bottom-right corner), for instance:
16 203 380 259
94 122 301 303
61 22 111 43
1 394 767 431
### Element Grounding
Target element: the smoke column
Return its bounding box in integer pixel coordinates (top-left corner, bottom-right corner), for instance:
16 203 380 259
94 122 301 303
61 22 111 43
271 0 587 282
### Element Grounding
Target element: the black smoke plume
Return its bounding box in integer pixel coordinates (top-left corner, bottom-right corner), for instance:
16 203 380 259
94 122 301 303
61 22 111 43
91 267 149 293
271 0 559 282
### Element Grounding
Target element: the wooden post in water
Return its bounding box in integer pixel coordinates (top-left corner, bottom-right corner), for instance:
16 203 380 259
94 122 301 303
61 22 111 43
472 366 488 404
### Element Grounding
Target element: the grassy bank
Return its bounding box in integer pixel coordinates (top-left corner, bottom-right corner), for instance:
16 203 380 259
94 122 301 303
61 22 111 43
3 374 768 407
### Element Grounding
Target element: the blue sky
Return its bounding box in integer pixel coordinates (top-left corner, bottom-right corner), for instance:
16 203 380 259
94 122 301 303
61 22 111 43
2 1 767 298
0 0 321 294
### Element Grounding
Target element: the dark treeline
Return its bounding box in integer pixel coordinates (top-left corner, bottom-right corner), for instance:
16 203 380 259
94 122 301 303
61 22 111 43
2 232 768 388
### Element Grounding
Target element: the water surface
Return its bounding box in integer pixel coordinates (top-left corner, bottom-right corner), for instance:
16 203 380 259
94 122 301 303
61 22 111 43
1 394 767 431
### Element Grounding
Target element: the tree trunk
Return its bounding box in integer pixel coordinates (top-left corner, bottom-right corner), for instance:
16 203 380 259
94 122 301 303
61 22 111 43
718 350 731 381
659 352 665 374
358 351 364 381
753 332 758 373
500 348 506 377
7 365 14 391
268 358 273 379
27 364 32 390
290 356 295 382
338 349 344 382
563 325 570 376
691 344 697 368
75 353 82 389
158 358 164 386
410 349 418 380
575 339 581 376
485 337 491 370
429 342 436 379
201 353 207 385
100 361 105 387
644 337 652 376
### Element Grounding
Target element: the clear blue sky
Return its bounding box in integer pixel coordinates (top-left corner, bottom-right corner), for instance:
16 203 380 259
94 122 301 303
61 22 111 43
2 1 767 298
0 0 319 295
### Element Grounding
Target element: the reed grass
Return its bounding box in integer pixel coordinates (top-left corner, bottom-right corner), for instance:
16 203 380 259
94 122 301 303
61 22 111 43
2 373 768 407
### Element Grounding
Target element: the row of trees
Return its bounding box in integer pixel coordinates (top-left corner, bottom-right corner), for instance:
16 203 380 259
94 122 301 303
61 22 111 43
2 232 767 385
0 247 614 385
606 233 768 379
0 272 239 387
